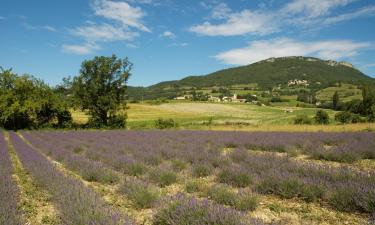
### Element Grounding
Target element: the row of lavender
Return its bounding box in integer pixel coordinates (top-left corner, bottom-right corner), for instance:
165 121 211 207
33 130 375 163
21 131 264 224
0 132 22 225
9 132 133 225
26 130 375 215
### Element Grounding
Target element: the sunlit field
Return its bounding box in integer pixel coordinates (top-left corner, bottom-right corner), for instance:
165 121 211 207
2 130 375 224
71 102 374 132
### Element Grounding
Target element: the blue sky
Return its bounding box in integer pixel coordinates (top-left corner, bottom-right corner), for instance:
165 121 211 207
1 0 375 87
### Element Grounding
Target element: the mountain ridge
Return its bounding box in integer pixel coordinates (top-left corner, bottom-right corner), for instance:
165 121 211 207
128 56 375 100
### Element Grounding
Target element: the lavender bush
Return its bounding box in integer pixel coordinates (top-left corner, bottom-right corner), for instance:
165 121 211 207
23 130 375 215
10 132 133 225
0 132 23 225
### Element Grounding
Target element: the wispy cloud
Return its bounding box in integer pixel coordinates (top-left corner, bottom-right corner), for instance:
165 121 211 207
92 0 150 32
62 0 150 55
190 9 276 36
215 38 370 65
190 0 374 36
323 5 375 25
62 43 100 55
23 23 56 32
70 23 138 42
281 0 355 17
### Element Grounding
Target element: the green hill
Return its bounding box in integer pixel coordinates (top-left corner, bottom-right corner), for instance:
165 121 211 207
128 56 375 100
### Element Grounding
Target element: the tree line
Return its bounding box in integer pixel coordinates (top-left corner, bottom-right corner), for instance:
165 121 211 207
0 55 131 130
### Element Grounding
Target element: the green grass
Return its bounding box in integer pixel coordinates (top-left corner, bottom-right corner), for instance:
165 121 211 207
316 84 362 102
70 101 375 132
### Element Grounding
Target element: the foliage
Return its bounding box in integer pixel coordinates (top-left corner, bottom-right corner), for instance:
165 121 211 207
149 169 178 187
192 164 213 178
0 132 23 225
155 118 177 129
119 178 159 209
294 114 313 125
217 168 252 187
0 68 71 129
153 195 253 225
334 111 353 124
314 110 329 124
72 55 131 128
332 91 340 110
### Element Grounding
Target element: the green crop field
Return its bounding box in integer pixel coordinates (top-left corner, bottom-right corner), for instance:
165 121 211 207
70 102 375 132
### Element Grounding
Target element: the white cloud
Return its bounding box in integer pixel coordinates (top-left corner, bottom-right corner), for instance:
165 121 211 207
191 0 374 36
190 9 277 36
215 38 370 65
323 5 375 25
62 43 99 55
161 31 176 39
23 23 56 32
282 0 355 17
92 0 150 32
211 3 231 19
70 23 138 42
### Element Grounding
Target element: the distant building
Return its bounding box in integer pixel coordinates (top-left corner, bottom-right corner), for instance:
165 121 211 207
173 95 192 100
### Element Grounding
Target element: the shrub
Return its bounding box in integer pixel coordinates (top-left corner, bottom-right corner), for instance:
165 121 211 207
235 193 258 211
171 159 187 172
192 164 213 178
301 185 325 203
294 114 313 125
149 169 178 187
119 178 159 209
334 111 352 124
108 114 127 128
314 110 329 124
185 180 208 194
153 195 250 225
217 169 252 188
279 179 304 199
329 188 358 212
207 185 237 207
155 118 177 129
125 163 146 177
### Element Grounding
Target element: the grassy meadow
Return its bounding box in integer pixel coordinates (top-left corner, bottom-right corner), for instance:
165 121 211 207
72 101 373 132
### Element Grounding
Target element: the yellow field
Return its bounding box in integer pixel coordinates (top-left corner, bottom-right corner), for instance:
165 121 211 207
71 102 374 132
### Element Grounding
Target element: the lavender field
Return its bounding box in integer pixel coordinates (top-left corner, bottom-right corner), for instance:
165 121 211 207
2 130 375 224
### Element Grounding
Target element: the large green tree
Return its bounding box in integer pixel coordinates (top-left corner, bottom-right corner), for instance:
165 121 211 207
0 68 71 129
72 55 132 127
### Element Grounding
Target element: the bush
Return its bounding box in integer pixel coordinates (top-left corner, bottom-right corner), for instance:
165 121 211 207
171 159 187 172
185 180 208 194
235 193 258 211
153 195 249 225
206 185 237 207
217 169 252 188
125 163 146 177
294 114 313 125
149 169 178 187
155 118 177 129
314 110 329 124
334 111 352 124
108 114 127 128
192 164 213 178
119 178 159 209
329 188 358 212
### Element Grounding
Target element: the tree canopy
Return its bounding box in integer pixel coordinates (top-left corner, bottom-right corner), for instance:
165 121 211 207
72 55 132 128
0 68 71 130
